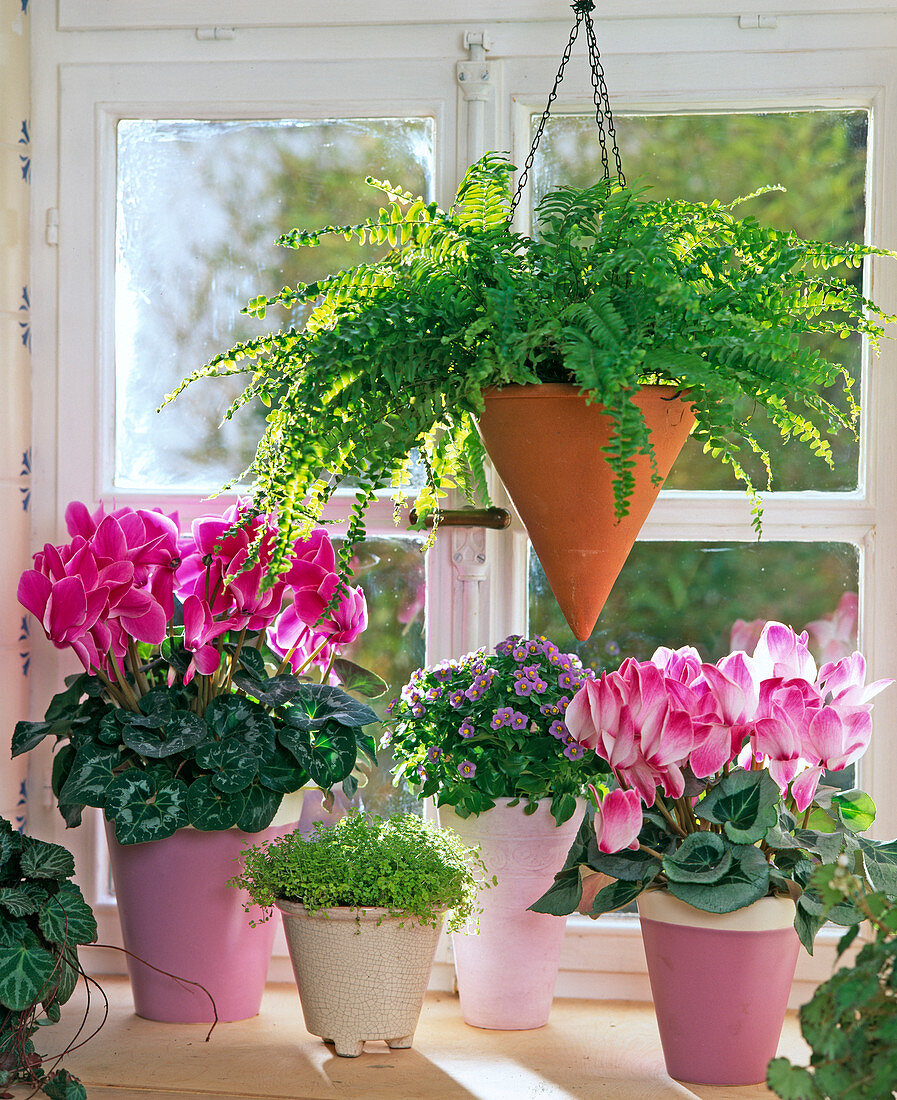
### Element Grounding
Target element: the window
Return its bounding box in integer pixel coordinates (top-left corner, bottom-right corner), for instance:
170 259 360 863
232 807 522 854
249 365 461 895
27 2 897 996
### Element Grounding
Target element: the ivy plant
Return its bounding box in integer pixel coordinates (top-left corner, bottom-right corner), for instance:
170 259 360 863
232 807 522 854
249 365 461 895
767 861 897 1099
0 817 94 1100
231 811 489 933
167 151 896 579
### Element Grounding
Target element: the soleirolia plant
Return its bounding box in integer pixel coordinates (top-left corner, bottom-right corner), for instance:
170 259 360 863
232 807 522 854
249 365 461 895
167 151 895 584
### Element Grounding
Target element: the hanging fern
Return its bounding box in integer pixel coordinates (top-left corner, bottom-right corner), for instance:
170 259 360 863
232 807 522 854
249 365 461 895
164 151 897 588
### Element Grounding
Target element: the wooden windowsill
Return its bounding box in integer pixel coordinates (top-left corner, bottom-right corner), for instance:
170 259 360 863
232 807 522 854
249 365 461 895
15 977 809 1100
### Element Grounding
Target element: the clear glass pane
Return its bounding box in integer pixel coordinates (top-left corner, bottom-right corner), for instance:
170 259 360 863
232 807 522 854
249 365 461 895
338 536 426 816
529 541 859 670
530 111 868 491
115 117 435 490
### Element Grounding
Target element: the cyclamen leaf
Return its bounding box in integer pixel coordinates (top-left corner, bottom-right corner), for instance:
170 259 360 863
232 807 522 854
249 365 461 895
858 838 897 894
121 708 207 759
197 740 259 793
831 789 877 832
589 875 655 916
11 719 53 757
331 658 388 699
527 869 583 916
57 744 120 808
234 784 281 833
666 844 770 914
106 772 189 845
292 683 378 729
257 747 309 794
662 831 732 885
187 776 241 832
694 768 779 844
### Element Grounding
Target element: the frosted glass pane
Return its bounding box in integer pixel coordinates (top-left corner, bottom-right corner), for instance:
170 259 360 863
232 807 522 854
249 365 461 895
115 118 434 490
530 111 867 492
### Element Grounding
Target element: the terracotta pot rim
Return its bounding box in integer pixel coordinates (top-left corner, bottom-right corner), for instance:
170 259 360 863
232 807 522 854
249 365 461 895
481 382 688 401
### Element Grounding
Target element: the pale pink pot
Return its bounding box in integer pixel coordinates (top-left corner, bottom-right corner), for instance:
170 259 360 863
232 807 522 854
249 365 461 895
437 798 584 1030
105 819 298 1023
637 891 801 1086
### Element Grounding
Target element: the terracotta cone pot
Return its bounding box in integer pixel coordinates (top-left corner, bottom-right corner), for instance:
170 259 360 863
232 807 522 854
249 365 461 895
477 383 695 641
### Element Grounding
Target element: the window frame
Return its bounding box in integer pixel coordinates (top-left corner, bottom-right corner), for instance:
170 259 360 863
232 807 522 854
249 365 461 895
27 1 897 996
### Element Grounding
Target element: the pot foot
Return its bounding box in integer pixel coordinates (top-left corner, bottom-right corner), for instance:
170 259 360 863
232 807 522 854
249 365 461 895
386 1035 413 1049
333 1038 365 1058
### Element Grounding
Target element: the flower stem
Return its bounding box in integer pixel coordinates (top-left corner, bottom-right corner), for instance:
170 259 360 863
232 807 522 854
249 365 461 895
107 651 141 712
224 625 249 694
126 638 150 698
277 634 332 678
654 795 688 838
639 843 666 862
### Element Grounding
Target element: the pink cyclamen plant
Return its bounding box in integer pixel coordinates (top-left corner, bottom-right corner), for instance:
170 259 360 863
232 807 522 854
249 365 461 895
534 622 897 945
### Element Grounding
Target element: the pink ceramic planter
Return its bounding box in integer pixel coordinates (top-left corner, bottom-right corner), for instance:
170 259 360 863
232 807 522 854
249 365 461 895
437 798 584 1030
637 891 801 1086
105 820 298 1023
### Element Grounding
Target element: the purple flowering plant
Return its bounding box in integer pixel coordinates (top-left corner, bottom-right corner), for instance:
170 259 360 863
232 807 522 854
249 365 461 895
384 635 611 824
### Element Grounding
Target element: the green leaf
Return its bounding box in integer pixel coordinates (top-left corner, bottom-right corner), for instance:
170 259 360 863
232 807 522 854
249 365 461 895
694 768 779 844
57 744 120 808
257 746 310 794
527 869 583 915
765 1059 821 1099
831 789 877 832
795 892 826 955
232 672 306 708
858 838 897 894
277 725 314 769
19 837 76 881
39 882 97 946
51 743 77 799
662 831 732 884
42 1068 88 1100
307 729 358 787
331 658 388 698
121 709 206 759
205 694 274 742
106 772 189 845
0 883 48 917
291 683 378 729
11 719 53 757
195 739 260 793
234 783 281 832
45 674 93 720
186 775 241 831
590 875 654 916
0 820 23 880
0 931 59 1011
793 828 845 863
233 644 267 680
666 843 770 914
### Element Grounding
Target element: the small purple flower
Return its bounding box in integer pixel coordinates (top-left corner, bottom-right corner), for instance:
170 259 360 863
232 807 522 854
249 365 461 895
427 746 443 763
549 720 568 740
531 678 548 694
411 704 425 717
558 671 577 689
510 711 529 730
458 760 477 778
513 679 532 697
449 690 465 709
459 719 475 738
465 684 483 701
512 645 529 662
540 702 560 716
416 765 428 781
491 706 513 729
386 697 398 714
564 741 585 760
558 695 571 711
434 664 454 682
425 686 443 701
495 635 522 656
605 640 621 658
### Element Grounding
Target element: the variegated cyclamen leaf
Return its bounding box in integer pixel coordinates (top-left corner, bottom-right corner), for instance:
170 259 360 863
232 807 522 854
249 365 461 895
196 739 259 793
662 831 732 885
694 767 780 844
234 783 281 833
187 776 240 832
106 771 189 845
257 746 309 794
666 844 770 914
57 744 120 808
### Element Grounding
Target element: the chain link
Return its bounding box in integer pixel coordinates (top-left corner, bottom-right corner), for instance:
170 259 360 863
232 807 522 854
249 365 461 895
509 0 625 219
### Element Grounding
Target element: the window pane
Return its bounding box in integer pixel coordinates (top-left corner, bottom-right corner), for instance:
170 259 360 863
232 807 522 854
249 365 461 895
530 111 867 491
115 117 435 490
338 536 426 816
529 541 859 669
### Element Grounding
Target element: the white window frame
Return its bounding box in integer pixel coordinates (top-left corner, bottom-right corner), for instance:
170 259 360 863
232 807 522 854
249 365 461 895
27 1 897 1000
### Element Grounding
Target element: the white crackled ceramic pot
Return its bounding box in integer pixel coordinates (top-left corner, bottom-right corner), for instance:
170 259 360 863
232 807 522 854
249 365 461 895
437 797 585 1029
276 901 443 1057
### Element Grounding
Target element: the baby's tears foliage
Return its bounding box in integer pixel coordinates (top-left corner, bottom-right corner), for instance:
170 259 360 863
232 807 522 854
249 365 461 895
231 811 485 933
167 152 896 581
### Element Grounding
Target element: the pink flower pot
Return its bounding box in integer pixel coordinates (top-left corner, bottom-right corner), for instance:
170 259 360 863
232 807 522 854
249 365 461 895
105 819 298 1023
437 799 584 1030
637 891 801 1086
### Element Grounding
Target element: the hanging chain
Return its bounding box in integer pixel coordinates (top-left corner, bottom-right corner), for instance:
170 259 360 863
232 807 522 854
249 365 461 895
509 0 625 218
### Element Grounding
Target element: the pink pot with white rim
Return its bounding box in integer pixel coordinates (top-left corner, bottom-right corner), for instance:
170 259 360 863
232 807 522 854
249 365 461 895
637 890 801 1086
437 797 584 1030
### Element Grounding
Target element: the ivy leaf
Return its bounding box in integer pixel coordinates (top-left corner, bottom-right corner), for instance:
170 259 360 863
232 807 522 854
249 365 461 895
187 776 241 832
0 931 59 1011
39 882 97 946
105 772 189 845
666 843 770 914
662 831 732 884
694 768 780 844
19 837 75 881
332 658 388 698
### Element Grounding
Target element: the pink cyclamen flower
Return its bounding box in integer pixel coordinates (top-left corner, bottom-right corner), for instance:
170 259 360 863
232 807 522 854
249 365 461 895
593 788 643 854
804 592 858 666
752 621 817 684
